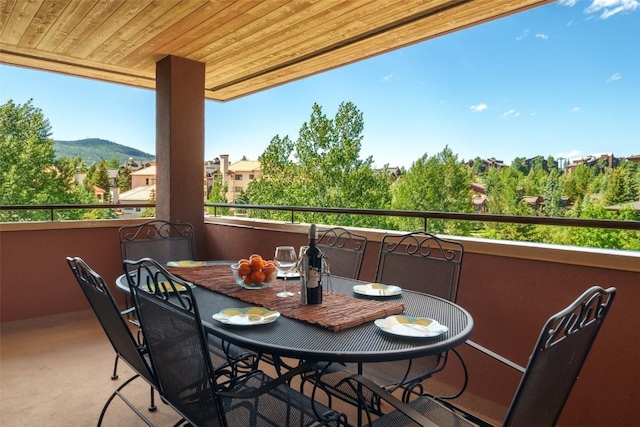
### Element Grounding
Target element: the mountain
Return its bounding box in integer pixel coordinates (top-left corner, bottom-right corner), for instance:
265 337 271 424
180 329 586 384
54 138 155 166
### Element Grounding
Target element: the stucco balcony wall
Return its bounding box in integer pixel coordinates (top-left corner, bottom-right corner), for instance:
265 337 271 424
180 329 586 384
1 218 638 426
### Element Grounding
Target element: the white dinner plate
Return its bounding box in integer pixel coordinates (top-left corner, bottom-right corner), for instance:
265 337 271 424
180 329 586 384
353 283 402 297
374 315 448 338
212 307 280 326
167 260 207 267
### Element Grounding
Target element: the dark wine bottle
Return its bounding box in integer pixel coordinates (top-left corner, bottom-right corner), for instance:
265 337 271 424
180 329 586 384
305 224 323 305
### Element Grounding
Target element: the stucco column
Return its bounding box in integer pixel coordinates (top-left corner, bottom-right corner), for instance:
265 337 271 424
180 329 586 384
156 55 205 255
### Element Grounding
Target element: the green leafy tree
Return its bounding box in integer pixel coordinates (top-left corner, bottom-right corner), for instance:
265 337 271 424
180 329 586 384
511 157 527 175
391 147 472 234
484 167 523 215
105 157 120 168
470 157 486 175
483 166 538 241
522 156 548 197
117 166 132 193
207 175 229 216
246 102 393 229
570 201 620 249
87 160 112 203
561 163 591 204
603 160 638 205
544 169 563 217
140 188 156 218
0 99 100 221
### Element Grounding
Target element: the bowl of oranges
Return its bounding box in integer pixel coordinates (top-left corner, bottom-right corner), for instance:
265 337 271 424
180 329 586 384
231 254 277 289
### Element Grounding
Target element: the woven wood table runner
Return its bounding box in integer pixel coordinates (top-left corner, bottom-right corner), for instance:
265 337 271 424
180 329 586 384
168 265 404 332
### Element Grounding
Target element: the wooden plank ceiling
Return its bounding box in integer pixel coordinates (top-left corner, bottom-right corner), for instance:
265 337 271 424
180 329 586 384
0 0 552 101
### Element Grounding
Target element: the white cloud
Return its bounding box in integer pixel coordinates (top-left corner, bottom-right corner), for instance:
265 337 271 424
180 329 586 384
516 29 530 40
570 106 582 112
381 73 393 83
501 109 520 118
557 150 582 159
585 0 639 19
606 72 622 82
470 103 488 112
558 0 577 6
535 33 549 40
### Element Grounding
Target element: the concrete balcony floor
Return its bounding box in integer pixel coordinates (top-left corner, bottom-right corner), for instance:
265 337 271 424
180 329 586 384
1 311 379 426
1 311 182 426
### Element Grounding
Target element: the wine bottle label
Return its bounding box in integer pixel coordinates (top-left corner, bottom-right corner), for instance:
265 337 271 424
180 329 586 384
308 267 321 288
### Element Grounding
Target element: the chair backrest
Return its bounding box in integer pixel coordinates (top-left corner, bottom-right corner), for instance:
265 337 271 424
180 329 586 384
65 257 156 385
317 227 368 280
504 286 616 427
375 232 464 302
124 258 225 427
119 220 196 265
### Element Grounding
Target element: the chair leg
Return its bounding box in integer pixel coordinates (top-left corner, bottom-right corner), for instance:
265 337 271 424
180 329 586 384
111 354 119 380
149 386 157 412
98 375 154 427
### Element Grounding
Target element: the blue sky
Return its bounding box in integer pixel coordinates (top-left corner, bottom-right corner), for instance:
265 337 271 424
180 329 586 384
1 0 638 169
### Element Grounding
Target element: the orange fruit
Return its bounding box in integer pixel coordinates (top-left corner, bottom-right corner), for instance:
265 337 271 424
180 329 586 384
249 257 265 269
264 270 275 282
262 261 276 274
251 269 266 284
237 261 251 277
263 261 276 282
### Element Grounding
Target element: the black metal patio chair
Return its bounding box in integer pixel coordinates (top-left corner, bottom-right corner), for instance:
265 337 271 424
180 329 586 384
65 256 159 426
317 226 368 280
122 258 257 379
344 285 617 427
119 219 197 265
126 257 347 427
112 219 197 380
302 232 465 412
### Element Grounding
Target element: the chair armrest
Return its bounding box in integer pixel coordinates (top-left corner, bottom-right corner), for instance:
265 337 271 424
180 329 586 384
465 340 526 373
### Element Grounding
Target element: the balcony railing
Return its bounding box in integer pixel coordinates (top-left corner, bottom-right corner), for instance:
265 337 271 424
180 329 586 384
2 202 638 231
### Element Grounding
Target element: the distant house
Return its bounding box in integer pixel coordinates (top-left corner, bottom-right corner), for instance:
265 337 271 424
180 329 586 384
93 186 106 202
469 158 507 172
131 164 156 187
470 182 487 212
523 196 544 210
125 158 153 171
118 185 155 218
373 166 402 179
107 168 118 187
626 154 640 164
605 200 640 213
565 153 620 174
205 155 229 197
473 194 487 213
225 159 261 202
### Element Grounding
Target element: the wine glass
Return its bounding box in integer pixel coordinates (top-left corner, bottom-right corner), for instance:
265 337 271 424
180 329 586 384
274 246 297 297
